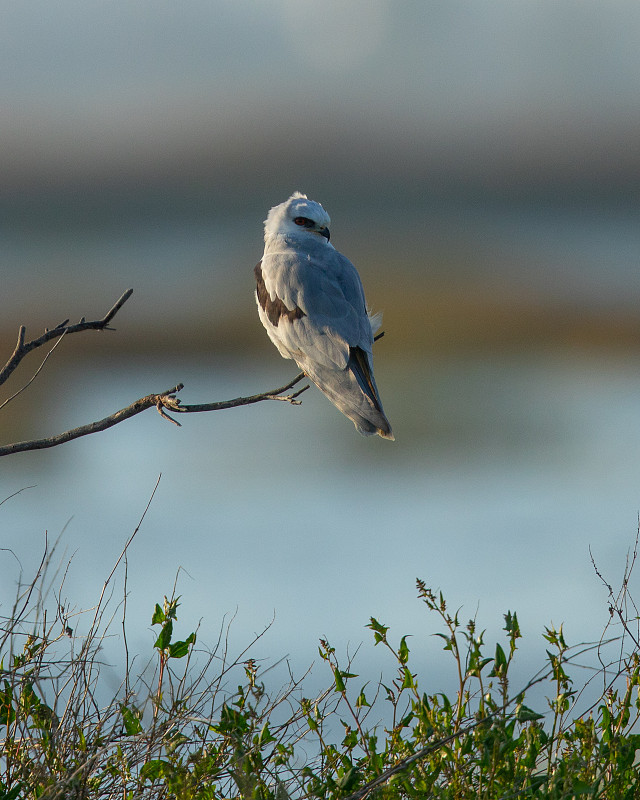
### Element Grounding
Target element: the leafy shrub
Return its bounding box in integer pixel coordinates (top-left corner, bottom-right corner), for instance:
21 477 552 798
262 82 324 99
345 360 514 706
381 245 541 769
1 531 639 799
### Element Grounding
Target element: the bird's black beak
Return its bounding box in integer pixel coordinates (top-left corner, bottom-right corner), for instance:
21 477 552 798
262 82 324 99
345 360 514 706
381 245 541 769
320 226 330 241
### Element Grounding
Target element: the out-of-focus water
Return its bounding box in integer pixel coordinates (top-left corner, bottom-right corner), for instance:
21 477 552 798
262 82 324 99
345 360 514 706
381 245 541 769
2 201 640 704
3 200 640 326
2 351 640 698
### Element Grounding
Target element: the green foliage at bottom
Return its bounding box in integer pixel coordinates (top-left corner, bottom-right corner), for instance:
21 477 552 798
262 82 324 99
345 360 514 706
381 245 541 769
1 544 640 799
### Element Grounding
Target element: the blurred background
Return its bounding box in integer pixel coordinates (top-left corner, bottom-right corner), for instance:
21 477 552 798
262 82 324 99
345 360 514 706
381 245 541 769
2 1 640 696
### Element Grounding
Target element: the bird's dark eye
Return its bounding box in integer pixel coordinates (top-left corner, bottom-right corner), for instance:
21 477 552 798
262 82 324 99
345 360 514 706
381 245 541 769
294 217 314 228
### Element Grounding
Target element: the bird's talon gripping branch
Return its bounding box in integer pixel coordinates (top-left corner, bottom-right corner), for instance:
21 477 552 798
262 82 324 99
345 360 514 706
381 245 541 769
156 398 182 427
155 385 184 426
162 394 182 411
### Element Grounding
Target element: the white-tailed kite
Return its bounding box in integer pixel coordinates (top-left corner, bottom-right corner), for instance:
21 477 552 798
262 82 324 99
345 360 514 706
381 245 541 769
255 192 394 440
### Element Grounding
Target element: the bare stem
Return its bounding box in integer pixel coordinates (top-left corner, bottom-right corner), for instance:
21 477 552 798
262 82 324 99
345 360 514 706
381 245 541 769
0 289 311 457
0 374 308 458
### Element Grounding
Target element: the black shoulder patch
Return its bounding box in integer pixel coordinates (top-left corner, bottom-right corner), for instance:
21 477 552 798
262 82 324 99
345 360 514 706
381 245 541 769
255 262 306 326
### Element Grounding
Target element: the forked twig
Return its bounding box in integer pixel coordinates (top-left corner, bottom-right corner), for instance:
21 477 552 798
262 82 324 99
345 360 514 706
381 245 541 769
0 289 133 389
0 289 313 457
0 331 67 411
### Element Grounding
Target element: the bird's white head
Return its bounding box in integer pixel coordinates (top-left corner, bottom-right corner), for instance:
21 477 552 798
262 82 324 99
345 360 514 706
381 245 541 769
264 192 331 243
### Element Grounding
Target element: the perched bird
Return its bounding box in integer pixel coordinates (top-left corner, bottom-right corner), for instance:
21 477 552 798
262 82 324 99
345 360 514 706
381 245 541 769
254 192 394 440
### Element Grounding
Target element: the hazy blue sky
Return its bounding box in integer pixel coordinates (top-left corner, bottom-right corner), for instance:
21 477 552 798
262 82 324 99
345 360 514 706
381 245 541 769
3 1 639 190
5 2 640 110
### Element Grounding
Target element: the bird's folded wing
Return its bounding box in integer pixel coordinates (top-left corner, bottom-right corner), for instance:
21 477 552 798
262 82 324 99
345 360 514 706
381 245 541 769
262 250 373 371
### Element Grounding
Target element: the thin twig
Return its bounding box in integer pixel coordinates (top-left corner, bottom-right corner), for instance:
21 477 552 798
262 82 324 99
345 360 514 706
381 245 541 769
0 374 308 457
157 372 308 415
0 485 36 508
0 289 133 388
590 531 640 652
0 330 67 411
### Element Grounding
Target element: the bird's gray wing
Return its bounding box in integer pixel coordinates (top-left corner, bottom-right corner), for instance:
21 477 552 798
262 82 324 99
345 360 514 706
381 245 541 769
260 247 373 371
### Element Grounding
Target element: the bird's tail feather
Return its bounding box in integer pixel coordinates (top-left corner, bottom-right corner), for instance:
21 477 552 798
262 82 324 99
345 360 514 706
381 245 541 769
349 347 384 413
301 351 394 440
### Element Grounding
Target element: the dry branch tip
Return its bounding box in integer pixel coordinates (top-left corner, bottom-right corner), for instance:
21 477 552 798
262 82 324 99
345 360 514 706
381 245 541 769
156 401 182 427
268 384 310 404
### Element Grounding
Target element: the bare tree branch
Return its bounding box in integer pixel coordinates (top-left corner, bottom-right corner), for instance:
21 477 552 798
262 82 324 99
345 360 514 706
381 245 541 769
158 373 308 417
0 288 328 457
0 288 134 389
0 374 308 457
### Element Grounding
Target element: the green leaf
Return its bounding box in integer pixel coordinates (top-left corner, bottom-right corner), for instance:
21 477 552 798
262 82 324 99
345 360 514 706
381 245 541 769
571 780 595 795
333 668 345 693
336 766 359 792
397 712 414 729
165 596 181 621
342 726 358 750
0 681 15 726
169 632 196 659
140 759 173 782
469 656 494 676
516 704 544 723
257 723 276 746
151 604 165 625
401 667 415 690
436 692 452 712
153 620 173 651
398 635 410 665
368 617 389 644
504 610 520 636
434 632 453 651
356 689 370 708
120 704 143 736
